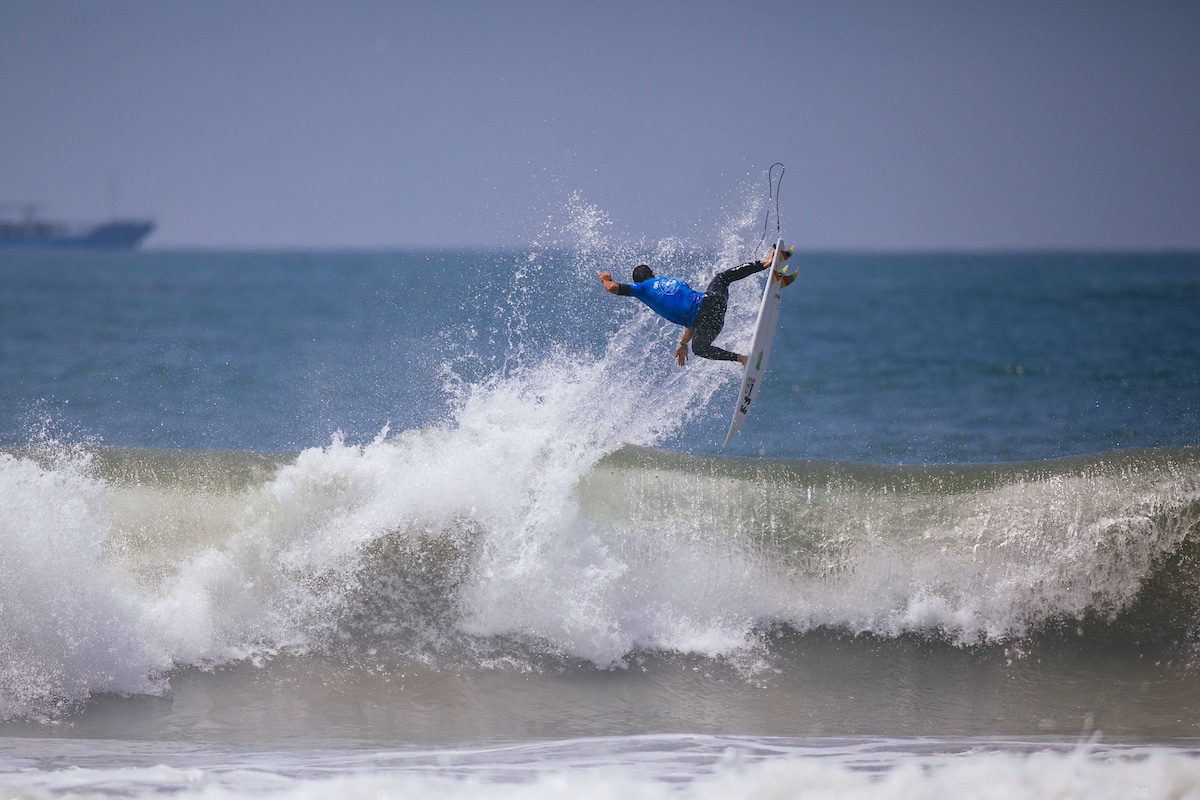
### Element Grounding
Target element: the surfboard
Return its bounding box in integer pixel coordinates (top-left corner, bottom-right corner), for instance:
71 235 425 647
723 237 797 446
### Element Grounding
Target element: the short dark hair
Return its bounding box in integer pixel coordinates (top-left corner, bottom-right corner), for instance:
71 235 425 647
632 264 654 283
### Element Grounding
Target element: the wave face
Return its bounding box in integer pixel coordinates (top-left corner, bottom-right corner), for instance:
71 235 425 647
4 434 1199 720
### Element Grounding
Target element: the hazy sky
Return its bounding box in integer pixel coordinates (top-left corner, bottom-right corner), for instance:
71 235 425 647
2 1 1199 250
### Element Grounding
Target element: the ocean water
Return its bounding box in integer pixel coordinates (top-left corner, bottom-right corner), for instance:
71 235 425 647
2 224 1200 798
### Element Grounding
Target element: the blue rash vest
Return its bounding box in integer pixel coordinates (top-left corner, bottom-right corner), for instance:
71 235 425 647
626 277 704 328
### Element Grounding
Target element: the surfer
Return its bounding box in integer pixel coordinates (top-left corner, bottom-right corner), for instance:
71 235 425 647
597 247 790 366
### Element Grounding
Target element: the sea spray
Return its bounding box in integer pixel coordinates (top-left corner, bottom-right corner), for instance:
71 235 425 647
0 281 754 719
0 450 169 719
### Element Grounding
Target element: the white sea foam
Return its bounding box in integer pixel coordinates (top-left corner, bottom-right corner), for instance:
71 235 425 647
244 752 1200 800
2 740 1198 800
0 451 169 718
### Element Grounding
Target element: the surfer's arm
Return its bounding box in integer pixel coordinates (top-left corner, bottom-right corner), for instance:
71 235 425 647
597 272 631 295
675 328 693 367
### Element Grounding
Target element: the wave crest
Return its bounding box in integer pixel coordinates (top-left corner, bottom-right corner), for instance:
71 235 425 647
4 433 1199 720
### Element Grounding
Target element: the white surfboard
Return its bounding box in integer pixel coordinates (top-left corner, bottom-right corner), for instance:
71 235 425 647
723 237 796 446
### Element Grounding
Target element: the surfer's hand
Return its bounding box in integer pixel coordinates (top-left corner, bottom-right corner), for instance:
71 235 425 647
597 271 620 294
675 343 688 367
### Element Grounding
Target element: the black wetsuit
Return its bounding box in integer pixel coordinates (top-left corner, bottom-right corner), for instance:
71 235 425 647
688 259 769 362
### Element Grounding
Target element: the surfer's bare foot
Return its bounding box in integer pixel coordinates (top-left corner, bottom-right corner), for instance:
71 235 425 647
738 354 748 366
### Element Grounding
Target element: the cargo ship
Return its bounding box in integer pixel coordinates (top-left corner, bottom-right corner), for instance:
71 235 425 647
0 203 155 250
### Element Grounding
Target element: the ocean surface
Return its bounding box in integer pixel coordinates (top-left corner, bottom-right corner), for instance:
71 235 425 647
2 224 1200 797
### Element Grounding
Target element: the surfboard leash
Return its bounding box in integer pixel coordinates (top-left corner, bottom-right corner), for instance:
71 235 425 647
755 162 786 261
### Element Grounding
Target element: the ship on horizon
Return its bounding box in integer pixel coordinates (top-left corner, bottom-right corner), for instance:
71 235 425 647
0 202 155 250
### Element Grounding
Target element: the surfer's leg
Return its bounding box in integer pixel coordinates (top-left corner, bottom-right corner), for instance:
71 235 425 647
689 260 767 363
690 337 742 362
690 295 741 362
702 260 768 304
713 259 770 289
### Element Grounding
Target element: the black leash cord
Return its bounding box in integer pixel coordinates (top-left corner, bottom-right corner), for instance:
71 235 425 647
755 162 785 260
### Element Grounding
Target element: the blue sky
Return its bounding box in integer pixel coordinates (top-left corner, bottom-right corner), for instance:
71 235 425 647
2 1 1198 250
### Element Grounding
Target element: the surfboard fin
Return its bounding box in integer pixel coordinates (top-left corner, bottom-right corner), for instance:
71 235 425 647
774 263 798 287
